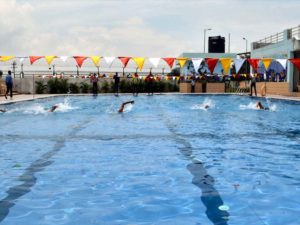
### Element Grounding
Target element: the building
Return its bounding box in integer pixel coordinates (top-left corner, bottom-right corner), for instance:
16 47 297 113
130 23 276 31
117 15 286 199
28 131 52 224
251 25 300 92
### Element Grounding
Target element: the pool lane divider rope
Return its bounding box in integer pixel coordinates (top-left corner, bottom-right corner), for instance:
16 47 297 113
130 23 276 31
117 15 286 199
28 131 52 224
0 118 91 223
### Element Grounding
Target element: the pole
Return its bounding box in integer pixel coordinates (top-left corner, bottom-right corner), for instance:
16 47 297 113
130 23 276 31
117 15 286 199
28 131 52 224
97 66 100 76
21 64 24 78
204 29 206 53
228 33 231 53
52 64 56 75
203 28 212 53
32 74 35 99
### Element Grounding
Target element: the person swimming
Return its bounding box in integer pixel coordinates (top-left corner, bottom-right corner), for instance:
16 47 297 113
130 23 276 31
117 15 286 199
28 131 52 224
204 105 209 109
0 108 7 113
256 101 269 110
48 105 59 112
118 101 134 113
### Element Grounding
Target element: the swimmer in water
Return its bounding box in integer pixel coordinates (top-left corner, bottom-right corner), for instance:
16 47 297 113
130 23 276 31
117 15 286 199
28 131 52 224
49 105 59 112
204 105 209 109
118 101 134 113
0 108 7 113
256 101 269 110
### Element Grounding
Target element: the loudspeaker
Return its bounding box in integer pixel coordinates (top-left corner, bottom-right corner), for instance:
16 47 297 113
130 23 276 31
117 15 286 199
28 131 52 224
208 36 225 53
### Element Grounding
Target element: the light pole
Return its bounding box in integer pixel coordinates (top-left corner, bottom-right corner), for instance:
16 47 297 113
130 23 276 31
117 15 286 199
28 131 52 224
243 37 248 75
204 28 212 53
243 37 248 53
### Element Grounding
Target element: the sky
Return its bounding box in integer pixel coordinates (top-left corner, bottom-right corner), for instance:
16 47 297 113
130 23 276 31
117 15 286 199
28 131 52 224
0 0 299 57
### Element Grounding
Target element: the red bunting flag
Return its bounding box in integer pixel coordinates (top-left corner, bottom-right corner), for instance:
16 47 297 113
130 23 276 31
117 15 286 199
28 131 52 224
248 59 260 72
205 58 219 74
29 56 44 65
162 58 175 68
73 56 87 68
118 57 131 68
289 58 300 71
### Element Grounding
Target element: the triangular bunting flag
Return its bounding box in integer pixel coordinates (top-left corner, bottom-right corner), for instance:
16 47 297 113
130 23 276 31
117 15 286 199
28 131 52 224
132 57 145 71
149 58 160 68
192 58 203 72
60 56 68 62
177 58 188 68
220 58 232 75
289 58 300 71
104 57 115 66
19 57 25 63
276 59 287 69
0 56 15 62
205 58 219 74
118 57 131 68
90 56 101 66
45 56 57 65
261 58 273 71
162 58 175 68
73 56 87 68
248 59 260 72
29 56 44 65
233 59 246 74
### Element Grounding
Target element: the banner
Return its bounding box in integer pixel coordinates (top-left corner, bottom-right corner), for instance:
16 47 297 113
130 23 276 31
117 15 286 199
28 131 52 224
261 58 273 71
45 56 57 65
118 57 131 68
233 59 245 74
289 58 300 71
29 56 43 65
177 58 188 68
219 58 232 75
162 58 175 68
276 59 287 69
73 56 87 68
132 57 145 71
104 57 115 66
0 56 15 62
90 56 101 66
248 59 260 71
205 58 219 74
191 58 203 72
149 58 160 68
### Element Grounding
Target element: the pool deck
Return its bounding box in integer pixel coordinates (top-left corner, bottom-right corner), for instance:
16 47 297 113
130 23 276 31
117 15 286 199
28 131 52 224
1 93 300 105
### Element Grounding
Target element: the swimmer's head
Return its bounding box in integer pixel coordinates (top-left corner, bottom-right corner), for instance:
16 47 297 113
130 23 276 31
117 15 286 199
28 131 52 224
204 105 209 109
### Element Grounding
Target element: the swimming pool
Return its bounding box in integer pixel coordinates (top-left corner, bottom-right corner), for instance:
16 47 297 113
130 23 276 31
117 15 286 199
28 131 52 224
0 94 299 225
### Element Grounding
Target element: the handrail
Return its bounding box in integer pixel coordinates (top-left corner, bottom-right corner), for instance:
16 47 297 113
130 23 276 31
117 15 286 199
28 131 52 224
253 25 300 50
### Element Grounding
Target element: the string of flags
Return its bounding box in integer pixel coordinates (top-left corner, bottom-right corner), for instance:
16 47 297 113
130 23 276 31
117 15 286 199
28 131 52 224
0 56 300 74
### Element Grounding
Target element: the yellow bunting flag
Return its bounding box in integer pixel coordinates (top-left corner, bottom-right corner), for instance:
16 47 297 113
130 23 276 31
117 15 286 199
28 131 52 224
261 58 273 71
45 56 57 65
90 56 101 66
220 58 232 75
177 58 188 68
0 56 15 62
132 57 145 71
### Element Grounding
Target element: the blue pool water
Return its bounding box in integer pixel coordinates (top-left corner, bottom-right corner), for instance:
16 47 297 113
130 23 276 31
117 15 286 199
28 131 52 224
0 94 299 225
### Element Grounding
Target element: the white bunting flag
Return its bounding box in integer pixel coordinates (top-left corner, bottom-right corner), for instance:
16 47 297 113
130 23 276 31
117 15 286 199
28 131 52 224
191 58 203 72
233 59 246 74
60 56 68 62
276 59 287 69
19 57 25 63
149 58 160 68
104 57 115 67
